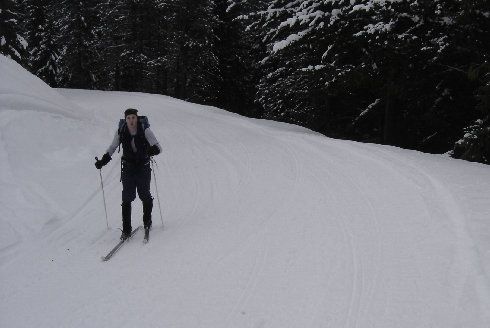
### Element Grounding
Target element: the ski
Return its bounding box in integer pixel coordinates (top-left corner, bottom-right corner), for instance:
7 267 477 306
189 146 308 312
101 226 142 261
143 227 150 244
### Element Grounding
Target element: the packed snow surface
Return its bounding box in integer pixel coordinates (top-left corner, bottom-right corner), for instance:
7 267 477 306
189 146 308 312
1 55 490 327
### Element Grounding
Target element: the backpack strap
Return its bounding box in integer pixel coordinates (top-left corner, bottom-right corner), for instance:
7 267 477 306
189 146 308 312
118 118 126 132
138 116 150 130
117 118 126 153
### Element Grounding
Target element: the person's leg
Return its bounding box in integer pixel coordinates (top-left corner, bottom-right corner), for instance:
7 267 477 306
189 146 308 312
142 198 153 229
121 162 137 237
136 162 153 229
121 202 132 239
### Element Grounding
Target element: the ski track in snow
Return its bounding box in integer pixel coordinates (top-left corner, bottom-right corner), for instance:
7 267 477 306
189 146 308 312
1 79 490 327
291 138 385 327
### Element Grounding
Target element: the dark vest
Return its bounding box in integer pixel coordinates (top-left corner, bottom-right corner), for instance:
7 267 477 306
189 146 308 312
120 126 149 164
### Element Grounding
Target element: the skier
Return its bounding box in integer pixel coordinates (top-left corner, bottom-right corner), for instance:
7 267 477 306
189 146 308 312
95 108 162 240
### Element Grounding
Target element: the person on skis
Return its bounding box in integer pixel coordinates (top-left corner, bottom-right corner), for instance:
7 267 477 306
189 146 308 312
95 108 162 240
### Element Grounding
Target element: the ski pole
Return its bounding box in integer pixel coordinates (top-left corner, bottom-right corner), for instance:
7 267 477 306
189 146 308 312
96 157 110 230
151 158 164 227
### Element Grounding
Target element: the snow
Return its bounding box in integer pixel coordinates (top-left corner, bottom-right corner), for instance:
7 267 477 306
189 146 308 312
354 98 381 122
301 64 325 72
1 54 490 327
272 29 311 53
18 34 28 49
354 21 395 36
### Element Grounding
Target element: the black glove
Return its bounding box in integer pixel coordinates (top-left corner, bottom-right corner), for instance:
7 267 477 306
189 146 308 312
95 153 111 169
148 144 160 156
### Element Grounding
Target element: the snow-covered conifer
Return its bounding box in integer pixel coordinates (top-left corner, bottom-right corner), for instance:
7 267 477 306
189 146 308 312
0 0 27 63
24 0 61 87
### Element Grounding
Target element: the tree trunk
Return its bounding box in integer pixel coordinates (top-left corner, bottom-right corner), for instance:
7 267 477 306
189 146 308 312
383 70 397 145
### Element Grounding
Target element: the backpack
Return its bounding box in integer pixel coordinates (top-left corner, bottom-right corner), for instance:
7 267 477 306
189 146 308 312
117 116 151 153
118 116 150 134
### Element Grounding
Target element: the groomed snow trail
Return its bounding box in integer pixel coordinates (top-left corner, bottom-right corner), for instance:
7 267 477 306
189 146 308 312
1 56 490 328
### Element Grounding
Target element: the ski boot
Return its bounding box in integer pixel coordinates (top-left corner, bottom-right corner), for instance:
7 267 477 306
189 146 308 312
121 202 132 240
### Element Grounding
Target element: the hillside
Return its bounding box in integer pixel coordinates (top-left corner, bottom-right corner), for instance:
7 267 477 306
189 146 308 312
1 55 490 328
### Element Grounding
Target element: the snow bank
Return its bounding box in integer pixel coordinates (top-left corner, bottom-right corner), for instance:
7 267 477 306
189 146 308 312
0 55 95 254
0 55 81 119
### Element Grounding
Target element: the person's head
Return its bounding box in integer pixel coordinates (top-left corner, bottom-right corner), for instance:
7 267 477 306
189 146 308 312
124 108 138 131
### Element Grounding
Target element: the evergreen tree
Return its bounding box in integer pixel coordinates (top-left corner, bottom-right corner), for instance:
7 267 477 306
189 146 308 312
56 0 99 89
213 0 267 116
165 0 219 104
449 61 490 163
253 0 352 133
0 0 27 63
338 0 452 148
97 0 167 93
24 0 61 87
121 0 164 92
252 0 489 155
443 0 490 159
94 0 128 90
450 117 490 164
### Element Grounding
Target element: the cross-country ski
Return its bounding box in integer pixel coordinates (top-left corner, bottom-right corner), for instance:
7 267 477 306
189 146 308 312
101 226 142 261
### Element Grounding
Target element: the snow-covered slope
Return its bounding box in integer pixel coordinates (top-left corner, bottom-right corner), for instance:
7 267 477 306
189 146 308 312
1 54 490 327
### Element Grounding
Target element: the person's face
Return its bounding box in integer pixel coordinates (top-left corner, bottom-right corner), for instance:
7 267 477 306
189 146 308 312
126 114 137 131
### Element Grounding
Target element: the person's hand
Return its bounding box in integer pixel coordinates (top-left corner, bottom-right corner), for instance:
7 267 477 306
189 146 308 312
95 153 111 169
148 144 160 156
